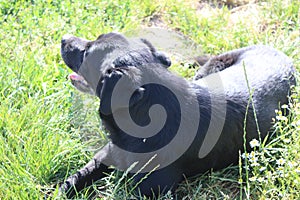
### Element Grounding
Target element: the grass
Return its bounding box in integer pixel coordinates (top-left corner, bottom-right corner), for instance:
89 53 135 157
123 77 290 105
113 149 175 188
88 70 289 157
0 0 299 199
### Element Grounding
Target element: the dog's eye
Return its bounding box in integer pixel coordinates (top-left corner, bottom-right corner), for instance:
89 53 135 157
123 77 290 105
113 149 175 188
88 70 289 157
83 44 92 58
85 42 92 50
106 68 113 74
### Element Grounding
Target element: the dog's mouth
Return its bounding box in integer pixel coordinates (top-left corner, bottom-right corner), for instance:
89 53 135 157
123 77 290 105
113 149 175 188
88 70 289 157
69 72 85 82
68 72 95 95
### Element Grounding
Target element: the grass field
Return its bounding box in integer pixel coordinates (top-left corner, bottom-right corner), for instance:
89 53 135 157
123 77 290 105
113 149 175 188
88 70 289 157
0 0 299 199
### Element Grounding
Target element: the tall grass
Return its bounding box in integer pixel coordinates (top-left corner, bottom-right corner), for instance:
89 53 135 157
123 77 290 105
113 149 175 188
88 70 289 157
0 0 299 199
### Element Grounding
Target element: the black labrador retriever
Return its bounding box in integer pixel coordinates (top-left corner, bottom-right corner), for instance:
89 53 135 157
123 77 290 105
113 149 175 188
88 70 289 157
60 32 295 198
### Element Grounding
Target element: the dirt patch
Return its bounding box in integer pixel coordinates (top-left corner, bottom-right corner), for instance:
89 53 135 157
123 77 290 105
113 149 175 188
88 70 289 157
196 0 258 9
142 1 263 31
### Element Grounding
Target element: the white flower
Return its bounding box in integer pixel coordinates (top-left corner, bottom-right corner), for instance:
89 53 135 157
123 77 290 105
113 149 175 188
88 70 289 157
276 115 288 122
249 156 258 163
249 151 256 158
241 153 247 159
250 139 260 148
259 167 267 172
243 166 250 170
251 162 260 167
266 171 273 178
278 110 282 115
257 177 265 183
276 158 286 166
249 176 257 182
288 161 297 168
277 166 284 171
281 104 289 109
283 138 291 143
294 179 299 185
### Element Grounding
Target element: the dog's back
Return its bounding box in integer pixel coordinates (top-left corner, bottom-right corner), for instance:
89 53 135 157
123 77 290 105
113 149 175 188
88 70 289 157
194 45 295 151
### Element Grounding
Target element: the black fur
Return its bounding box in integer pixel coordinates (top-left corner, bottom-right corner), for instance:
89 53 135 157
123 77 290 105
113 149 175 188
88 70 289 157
60 32 295 198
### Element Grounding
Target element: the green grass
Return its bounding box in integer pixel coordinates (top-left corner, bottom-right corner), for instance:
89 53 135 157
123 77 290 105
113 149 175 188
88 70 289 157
0 0 299 199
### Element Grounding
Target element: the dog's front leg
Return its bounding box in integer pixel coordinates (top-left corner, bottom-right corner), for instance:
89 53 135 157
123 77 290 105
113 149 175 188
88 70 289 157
60 144 112 198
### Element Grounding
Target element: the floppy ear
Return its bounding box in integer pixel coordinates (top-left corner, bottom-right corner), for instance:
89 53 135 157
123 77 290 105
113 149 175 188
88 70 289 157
153 51 171 67
99 70 145 115
140 38 171 67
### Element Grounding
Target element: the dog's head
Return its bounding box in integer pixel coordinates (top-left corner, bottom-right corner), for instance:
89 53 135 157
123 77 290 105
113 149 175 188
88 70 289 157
61 32 171 96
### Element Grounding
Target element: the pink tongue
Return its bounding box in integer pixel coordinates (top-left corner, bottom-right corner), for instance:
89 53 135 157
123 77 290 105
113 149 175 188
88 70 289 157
68 72 84 81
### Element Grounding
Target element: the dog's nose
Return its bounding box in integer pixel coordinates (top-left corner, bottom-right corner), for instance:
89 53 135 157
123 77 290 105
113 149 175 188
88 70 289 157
61 34 74 44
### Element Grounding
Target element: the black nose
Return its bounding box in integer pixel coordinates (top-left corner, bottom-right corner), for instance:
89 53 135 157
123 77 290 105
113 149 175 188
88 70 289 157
61 39 66 45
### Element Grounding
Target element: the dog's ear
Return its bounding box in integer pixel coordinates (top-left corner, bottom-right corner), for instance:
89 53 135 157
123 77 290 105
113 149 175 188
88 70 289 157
140 38 171 68
99 70 145 115
153 51 171 68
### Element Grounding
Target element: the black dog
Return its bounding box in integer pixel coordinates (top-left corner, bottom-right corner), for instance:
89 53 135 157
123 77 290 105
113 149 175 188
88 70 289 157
60 32 295 198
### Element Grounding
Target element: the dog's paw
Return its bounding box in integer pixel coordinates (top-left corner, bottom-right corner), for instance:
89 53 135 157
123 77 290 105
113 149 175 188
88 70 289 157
58 180 78 199
58 181 70 196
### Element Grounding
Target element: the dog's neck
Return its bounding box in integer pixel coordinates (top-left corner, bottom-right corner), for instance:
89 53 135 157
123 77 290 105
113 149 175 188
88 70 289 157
99 70 212 153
